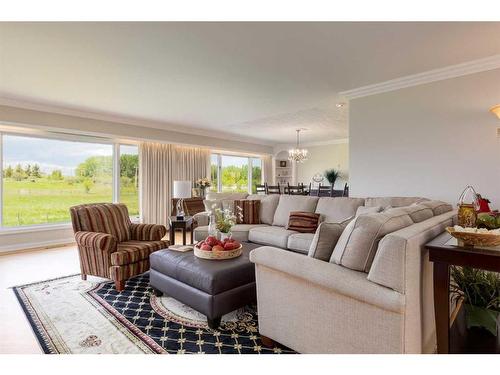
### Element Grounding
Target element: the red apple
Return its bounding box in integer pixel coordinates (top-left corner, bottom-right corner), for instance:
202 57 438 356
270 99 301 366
212 245 224 252
224 242 240 251
205 236 218 246
200 244 212 251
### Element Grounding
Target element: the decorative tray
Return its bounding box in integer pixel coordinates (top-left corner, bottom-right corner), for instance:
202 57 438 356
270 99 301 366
193 244 243 260
446 227 500 247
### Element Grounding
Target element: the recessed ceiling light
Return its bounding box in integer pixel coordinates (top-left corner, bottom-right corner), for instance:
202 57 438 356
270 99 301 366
336 103 346 108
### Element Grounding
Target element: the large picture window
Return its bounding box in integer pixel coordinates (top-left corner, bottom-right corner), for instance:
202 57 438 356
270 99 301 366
0 131 139 228
211 153 262 193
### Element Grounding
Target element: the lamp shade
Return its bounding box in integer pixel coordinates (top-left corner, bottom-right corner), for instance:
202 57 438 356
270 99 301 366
173 180 192 199
490 104 500 119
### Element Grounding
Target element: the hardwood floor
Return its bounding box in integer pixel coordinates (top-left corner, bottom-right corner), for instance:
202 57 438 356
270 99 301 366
0 231 188 354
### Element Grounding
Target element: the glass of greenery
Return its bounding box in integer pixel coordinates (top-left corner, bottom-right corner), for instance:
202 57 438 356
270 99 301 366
450 266 500 336
214 208 236 240
324 168 340 187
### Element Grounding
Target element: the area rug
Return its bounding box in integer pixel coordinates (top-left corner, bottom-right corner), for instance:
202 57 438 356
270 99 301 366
13 273 294 354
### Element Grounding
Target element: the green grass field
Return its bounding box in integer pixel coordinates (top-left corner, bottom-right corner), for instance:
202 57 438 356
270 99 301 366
3 178 139 227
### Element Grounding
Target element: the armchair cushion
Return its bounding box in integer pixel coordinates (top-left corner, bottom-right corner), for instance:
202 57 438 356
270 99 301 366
74 231 117 253
111 240 169 266
73 203 131 242
130 223 167 241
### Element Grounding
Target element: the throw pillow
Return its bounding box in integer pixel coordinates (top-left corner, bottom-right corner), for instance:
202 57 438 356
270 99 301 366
330 208 414 272
418 200 453 216
287 211 321 233
234 200 261 224
308 222 346 261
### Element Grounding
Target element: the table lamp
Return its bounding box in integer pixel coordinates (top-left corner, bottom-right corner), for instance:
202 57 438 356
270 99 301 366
173 180 192 220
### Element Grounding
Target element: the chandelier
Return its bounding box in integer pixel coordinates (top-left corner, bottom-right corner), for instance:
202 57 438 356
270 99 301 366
288 129 308 163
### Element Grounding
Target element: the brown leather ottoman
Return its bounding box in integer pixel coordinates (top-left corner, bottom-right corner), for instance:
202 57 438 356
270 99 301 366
149 242 260 329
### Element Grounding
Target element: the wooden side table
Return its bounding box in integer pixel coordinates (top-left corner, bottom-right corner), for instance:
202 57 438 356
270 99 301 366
425 232 500 353
169 216 195 245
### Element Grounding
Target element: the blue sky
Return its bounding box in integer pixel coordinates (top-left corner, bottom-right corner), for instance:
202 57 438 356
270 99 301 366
3 135 136 176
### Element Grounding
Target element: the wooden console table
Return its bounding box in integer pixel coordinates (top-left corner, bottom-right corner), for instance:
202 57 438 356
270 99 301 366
425 232 500 354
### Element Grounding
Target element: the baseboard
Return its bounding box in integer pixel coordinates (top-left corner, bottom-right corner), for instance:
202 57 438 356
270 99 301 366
0 238 76 255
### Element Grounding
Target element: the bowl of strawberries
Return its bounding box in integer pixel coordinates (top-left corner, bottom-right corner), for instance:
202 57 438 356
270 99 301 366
193 235 243 260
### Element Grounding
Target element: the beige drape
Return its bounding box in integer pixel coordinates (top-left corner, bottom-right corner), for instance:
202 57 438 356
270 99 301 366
139 142 210 227
262 155 274 184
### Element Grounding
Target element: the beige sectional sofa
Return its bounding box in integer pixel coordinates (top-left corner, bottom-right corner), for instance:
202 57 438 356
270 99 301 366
194 192 456 354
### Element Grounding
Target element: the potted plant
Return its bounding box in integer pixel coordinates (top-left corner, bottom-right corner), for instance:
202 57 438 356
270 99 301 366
214 207 237 241
195 177 211 198
450 266 500 336
324 168 340 188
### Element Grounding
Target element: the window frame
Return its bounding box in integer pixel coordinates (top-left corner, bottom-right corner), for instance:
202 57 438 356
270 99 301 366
0 127 139 232
211 152 263 194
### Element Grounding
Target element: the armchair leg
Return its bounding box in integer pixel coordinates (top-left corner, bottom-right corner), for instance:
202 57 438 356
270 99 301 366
115 280 126 292
81 274 87 281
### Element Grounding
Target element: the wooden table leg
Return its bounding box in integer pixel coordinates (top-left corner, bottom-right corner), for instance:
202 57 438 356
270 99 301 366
190 222 194 244
433 261 450 354
182 227 186 245
169 224 175 245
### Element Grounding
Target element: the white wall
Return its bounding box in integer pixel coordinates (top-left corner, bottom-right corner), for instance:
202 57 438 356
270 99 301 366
296 142 349 188
350 69 500 208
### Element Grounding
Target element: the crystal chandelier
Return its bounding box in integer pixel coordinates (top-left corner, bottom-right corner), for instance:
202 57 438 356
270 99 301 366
288 129 308 163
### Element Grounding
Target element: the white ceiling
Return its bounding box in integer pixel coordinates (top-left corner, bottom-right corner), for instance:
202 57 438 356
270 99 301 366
1 22 500 144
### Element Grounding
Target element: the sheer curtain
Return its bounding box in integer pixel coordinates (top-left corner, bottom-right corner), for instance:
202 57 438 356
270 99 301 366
139 142 210 227
262 154 274 184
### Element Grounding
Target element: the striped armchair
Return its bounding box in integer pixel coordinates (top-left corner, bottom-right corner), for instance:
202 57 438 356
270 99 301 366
70 203 169 291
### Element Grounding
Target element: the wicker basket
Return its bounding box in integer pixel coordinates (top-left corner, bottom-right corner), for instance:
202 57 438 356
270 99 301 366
446 227 500 247
193 244 243 260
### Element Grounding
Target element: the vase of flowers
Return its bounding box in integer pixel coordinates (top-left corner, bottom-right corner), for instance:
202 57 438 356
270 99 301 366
214 207 236 240
195 178 211 199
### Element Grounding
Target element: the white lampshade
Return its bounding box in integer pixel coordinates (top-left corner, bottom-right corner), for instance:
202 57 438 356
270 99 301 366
173 180 192 199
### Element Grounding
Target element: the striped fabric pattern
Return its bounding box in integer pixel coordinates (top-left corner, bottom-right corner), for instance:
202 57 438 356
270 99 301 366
287 211 321 233
71 203 132 242
234 199 261 224
70 203 169 286
74 231 118 278
109 259 151 284
130 223 167 241
111 240 169 266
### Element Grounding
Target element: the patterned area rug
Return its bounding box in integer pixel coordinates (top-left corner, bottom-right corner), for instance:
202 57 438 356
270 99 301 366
13 273 294 354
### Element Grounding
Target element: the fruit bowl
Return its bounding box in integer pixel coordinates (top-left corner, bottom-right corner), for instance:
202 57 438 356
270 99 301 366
193 236 243 260
446 226 500 248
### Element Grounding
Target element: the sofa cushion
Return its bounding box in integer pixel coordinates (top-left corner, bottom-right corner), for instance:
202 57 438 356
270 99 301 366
272 195 319 227
418 200 453 216
331 208 414 272
247 194 280 225
234 199 261 224
307 222 345 262
364 197 427 208
287 233 315 254
315 197 365 223
398 204 434 223
356 205 382 217
204 199 223 212
249 226 298 248
194 224 268 242
287 211 320 233
205 192 248 200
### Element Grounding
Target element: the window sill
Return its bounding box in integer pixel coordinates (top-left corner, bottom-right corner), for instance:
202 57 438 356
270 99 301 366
0 216 140 235
0 223 73 235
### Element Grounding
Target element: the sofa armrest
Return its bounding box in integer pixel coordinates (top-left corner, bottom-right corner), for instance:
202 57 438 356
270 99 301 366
250 246 403 313
75 231 117 253
130 223 167 241
193 212 209 227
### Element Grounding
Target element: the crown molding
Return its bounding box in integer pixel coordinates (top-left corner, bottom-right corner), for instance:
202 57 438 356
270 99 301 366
340 54 500 99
